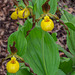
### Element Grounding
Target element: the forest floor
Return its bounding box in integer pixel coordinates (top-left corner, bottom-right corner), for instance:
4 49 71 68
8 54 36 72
0 0 75 75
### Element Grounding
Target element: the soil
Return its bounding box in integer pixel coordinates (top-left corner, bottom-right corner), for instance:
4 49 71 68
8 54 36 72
0 0 75 75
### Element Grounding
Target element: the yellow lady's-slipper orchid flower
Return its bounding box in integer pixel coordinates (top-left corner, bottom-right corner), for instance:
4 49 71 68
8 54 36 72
18 7 30 19
6 56 19 73
11 8 19 20
11 11 18 20
41 15 54 31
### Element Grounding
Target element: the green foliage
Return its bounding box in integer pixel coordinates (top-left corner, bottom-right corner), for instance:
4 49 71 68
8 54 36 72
67 29 75 55
49 0 57 14
22 27 60 75
18 19 32 36
71 71 75 75
51 32 57 41
59 57 72 74
32 0 46 18
61 10 74 23
7 30 27 56
65 23 75 31
61 10 75 31
55 69 66 75
17 0 25 8
31 0 58 18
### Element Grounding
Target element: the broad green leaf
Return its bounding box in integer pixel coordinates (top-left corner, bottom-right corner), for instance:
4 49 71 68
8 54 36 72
65 17 75 31
57 0 59 2
17 0 25 8
7 30 27 56
32 0 46 18
69 17 75 26
55 69 66 75
24 19 33 26
65 23 75 31
61 10 74 23
67 29 75 55
17 19 32 37
49 0 57 14
7 69 32 75
71 71 75 75
59 57 72 74
61 10 75 31
51 32 57 41
21 19 32 36
23 27 60 75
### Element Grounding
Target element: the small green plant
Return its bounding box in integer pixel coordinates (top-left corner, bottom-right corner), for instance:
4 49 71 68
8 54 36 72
1 0 75 75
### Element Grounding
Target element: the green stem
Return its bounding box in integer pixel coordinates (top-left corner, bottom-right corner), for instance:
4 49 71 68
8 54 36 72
42 31 47 75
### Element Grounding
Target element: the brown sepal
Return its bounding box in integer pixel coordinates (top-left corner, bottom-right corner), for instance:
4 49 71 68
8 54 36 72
12 0 18 6
23 0 29 6
55 7 62 18
42 0 50 13
9 41 18 54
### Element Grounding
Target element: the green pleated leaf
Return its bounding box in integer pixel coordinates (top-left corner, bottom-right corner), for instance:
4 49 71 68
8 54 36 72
57 0 59 2
23 27 60 75
49 0 57 14
55 69 66 75
69 17 75 26
71 71 75 75
51 32 57 41
61 10 74 23
59 57 72 74
67 29 75 55
19 19 32 36
17 0 25 8
7 69 32 75
7 30 27 56
32 0 46 18
65 23 75 31
61 10 75 31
